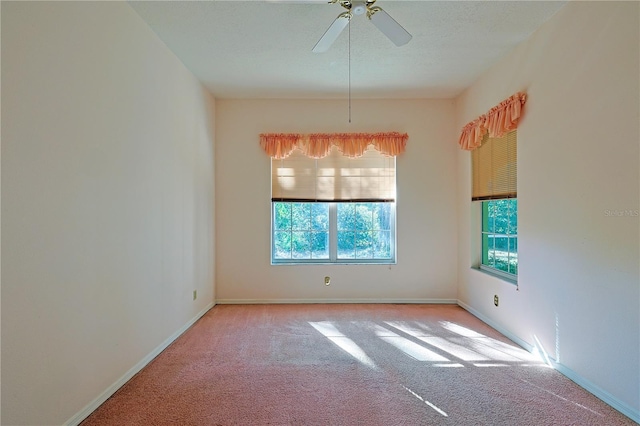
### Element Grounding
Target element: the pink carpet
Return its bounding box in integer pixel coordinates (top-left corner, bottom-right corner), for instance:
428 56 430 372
81 304 636 425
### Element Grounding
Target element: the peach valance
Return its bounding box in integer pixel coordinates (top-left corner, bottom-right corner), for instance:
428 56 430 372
458 92 527 151
260 132 408 159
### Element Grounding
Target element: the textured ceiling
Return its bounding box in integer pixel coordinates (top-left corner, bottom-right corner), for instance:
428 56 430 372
129 0 566 99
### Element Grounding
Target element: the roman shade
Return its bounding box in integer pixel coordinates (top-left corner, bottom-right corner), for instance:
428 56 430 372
472 130 517 201
271 145 395 202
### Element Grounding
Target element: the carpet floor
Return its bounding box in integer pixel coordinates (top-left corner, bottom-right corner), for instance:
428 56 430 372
81 304 637 425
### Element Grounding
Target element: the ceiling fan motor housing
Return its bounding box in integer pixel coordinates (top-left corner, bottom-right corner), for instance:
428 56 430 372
352 2 367 16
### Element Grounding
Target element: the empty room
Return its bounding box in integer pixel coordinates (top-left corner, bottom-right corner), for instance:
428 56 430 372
2 1 638 425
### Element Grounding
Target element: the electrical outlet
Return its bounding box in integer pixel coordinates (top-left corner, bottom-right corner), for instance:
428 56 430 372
193 290 197 301
324 276 331 286
494 295 499 307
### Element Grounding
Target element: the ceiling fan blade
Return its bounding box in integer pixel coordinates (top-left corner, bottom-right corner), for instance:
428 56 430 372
312 12 350 53
368 7 412 47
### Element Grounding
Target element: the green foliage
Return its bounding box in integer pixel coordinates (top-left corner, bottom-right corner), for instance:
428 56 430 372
274 202 329 259
273 202 392 260
482 199 517 234
482 199 518 275
337 203 391 258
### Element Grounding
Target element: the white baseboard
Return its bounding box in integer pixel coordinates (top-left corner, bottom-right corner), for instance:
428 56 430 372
216 298 458 304
457 300 640 424
64 302 215 426
551 358 640 423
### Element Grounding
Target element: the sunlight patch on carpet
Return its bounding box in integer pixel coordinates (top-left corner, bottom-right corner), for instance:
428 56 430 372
476 337 537 361
386 322 490 362
455 338 523 362
373 325 450 362
439 321 486 338
309 321 377 370
403 386 448 417
473 363 510 367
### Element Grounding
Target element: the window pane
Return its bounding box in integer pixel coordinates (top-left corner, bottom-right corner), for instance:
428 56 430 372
487 202 496 233
493 236 508 252
311 231 329 259
492 236 509 273
291 231 310 259
374 203 391 230
487 247 496 268
373 231 391 258
311 203 329 231
274 231 291 259
494 200 510 234
337 231 355 258
355 231 373 258
508 237 518 275
355 203 374 231
291 203 311 230
485 199 518 235
274 203 291 231
509 200 518 234
337 204 356 231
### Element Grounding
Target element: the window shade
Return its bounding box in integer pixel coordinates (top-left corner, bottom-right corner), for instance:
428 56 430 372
472 130 517 201
272 146 395 202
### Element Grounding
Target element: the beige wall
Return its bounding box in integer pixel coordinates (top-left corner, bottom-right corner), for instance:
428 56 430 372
455 1 639 419
215 99 458 302
1 2 215 424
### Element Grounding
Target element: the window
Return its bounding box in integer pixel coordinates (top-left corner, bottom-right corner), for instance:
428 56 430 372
472 130 517 279
481 199 517 276
272 202 395 263
271 145 396 264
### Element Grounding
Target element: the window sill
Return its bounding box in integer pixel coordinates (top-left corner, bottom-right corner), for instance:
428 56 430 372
471 266 518 286
272 261 396 266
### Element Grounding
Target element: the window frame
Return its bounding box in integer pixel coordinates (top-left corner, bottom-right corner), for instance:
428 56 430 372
271 201 397 265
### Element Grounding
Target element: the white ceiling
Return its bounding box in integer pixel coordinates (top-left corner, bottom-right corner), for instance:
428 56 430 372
128 0 566 99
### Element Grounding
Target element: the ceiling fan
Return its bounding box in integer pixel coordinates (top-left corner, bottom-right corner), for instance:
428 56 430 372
312 0 412 53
